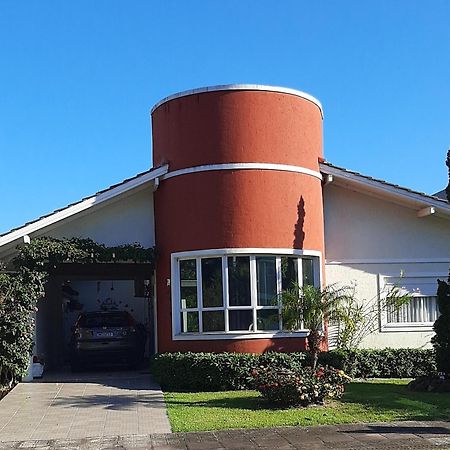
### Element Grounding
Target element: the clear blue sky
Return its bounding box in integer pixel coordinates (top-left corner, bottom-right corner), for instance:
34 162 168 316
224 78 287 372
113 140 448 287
1 1 449 233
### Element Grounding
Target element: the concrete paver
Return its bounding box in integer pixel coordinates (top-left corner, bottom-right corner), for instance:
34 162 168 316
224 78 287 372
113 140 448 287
0 370 171 443
1 420 450 449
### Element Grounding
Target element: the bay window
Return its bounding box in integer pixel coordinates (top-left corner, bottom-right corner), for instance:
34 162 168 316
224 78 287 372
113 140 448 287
173 250 321 337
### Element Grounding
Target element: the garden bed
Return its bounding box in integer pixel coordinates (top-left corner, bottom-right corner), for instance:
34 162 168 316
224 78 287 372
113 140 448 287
164 379 450 432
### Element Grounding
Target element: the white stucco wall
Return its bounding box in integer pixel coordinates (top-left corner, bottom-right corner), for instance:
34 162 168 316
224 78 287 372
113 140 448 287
323 184 450 349
0 185 155 261
46 186 155 247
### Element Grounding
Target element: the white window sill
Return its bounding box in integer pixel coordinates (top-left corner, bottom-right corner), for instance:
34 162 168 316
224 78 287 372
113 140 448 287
172 330 309 341
381 322 435 333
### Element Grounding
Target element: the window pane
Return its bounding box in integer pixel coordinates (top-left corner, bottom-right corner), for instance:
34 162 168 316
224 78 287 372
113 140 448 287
201 258 223 307
229 310 253 331
387 296 439 323
302 259 314 286
281 257 298 291
203 311 225 332
257 309 280 331
256 256 277 306
180 311 199 332
228 256 251 306
180 259 197 308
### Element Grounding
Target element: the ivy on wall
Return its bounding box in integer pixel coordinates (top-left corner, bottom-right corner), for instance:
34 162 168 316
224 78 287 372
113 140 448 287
0 237 155 386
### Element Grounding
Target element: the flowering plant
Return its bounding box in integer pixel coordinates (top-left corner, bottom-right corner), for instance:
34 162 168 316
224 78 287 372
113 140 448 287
249 365 351 407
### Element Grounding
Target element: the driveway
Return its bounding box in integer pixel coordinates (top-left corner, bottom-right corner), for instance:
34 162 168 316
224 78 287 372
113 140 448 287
0 369 171 443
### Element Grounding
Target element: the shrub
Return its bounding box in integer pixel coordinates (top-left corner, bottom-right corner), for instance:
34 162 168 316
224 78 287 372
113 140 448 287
318 348 436 378
150 352 307 391
432 276 450 374
0 269 46 387
151 348 436 392
250 365 351 407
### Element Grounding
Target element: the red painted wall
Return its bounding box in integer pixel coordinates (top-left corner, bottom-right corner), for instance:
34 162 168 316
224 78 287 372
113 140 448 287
152 87 324 353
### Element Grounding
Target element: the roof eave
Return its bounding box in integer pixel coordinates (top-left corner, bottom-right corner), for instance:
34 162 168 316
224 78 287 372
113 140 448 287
320 163 450 219
0 164 168 248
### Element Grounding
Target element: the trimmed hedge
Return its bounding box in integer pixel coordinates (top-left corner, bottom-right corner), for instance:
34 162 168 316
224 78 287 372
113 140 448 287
318 348 436 378
150 352 307 391
151 348 436 391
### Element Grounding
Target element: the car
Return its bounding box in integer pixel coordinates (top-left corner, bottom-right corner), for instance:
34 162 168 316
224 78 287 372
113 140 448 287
70 310 145 371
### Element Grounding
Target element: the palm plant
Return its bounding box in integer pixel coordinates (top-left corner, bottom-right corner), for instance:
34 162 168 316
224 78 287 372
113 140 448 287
280 283 353 369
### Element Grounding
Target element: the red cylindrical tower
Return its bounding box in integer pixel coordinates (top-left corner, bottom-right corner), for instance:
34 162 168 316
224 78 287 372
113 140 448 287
152 85 324 353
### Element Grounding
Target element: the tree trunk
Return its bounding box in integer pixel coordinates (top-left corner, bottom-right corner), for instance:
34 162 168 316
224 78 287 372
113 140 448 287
307 330 322 369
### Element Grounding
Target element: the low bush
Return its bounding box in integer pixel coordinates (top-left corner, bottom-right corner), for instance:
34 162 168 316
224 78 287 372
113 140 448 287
151 348 436 392
318 348 436 378
150 352 307 391
250 365 351 407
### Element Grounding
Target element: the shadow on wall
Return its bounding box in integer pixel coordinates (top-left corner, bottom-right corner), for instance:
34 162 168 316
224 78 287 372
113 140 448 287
293 197 305 249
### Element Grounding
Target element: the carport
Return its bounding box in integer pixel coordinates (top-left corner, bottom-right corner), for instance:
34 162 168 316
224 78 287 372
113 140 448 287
34 263 155 372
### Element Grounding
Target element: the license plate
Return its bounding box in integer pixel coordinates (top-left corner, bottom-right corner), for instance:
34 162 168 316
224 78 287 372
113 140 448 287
96 331 114 337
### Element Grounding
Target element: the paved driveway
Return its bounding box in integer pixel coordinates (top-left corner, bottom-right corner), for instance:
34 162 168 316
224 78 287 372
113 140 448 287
0 370 171 443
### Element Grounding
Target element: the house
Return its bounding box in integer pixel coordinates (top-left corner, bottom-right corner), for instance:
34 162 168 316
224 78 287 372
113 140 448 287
0 84 449 372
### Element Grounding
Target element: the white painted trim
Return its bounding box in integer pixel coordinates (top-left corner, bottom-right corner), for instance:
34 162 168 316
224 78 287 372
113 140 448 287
173 248 322 259
170 248 323 340
326 258 450 265
151 84 323 118
379 272 442 332
381 323 435 333
172 331 309 341
161 163 323 182
320 163 450 217
417 206 436 218
0 164 169 248
382 272 449 279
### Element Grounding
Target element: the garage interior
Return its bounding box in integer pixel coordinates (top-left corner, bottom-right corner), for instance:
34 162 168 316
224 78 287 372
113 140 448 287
34 263 155 371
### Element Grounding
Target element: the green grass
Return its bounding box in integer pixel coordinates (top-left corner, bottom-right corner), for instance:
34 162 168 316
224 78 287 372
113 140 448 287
164 379 450 432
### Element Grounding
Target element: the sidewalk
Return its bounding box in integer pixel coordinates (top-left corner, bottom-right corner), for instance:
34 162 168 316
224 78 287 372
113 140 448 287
1 420 450 449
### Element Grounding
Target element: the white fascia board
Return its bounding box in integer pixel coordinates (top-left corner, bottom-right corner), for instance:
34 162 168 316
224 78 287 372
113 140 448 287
0 165 168 248
321 164 450 218
151 84 323 118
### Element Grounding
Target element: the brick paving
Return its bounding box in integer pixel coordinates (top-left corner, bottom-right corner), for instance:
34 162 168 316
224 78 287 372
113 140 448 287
1 421 450 449
0 370 171 443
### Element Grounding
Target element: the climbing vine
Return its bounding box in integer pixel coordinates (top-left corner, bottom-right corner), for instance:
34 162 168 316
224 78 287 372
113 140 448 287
0 237 155 386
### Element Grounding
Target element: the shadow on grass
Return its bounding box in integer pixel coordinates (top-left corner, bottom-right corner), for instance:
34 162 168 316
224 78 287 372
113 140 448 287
166 381 450 420
341 381 450 421
165 395 272 411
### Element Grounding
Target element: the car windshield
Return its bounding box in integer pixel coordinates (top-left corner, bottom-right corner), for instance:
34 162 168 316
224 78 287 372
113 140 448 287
78 312 131 328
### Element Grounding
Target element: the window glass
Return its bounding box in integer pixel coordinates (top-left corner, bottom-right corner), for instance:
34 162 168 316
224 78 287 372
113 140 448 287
202 311 225 332
228 256 251 306
256 256 277 306
180 259 197 308
201 258 223 307
177 253 320 335
257 309 280 331
302 259 314 286
229 310 253 331
180 311 199 332
387 296 439 323
281 256 298 291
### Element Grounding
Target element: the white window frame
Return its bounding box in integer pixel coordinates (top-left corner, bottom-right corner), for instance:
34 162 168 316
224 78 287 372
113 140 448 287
379 273 444 332
171 248 322 340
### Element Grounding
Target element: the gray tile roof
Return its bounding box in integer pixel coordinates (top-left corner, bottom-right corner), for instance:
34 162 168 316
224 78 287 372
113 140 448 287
320 161 449 205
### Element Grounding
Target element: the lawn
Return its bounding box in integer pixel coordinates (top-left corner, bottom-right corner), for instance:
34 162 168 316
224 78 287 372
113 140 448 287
164 379 450 432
